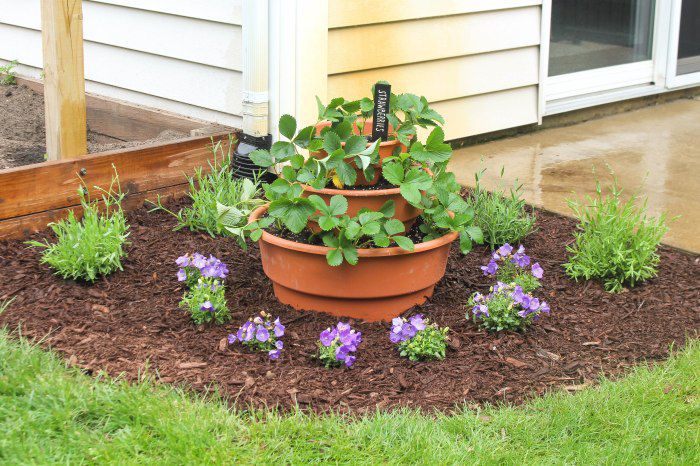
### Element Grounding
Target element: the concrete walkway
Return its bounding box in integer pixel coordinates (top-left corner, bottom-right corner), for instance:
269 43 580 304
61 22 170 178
449 98 700 253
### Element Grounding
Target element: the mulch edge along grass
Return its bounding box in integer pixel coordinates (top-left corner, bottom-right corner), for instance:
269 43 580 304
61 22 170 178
1 330 697 464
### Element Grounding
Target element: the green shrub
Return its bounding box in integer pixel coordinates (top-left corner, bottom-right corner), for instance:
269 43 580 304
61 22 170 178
152 135 265 238
466 168 536 249
0 60 17 85
564 177 668 293
27 171 129 282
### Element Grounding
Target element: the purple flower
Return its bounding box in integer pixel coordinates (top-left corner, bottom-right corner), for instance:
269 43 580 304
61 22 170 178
273 318 285 337
481 259 498 276
176 268 187 282
389 331 403 343
512 253 530 268
227 333 236 344
243 322 255 342
497 243 513 257
192 253 207 269
175 255 190 267
401 323 417 340
200 301 214 312
473 304 489 317
269 349 281 360
256 325 270 342
275 340 284 349
320 329 335 347
540 301 550 314
531 263 544 279
344 355 356 367
409 314 426 331
528 298 540 311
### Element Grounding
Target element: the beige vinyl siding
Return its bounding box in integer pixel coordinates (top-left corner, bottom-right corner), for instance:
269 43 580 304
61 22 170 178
327 1 543 140
0 0 242 126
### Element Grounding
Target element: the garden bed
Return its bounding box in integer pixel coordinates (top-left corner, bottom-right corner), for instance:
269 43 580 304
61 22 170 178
0 197 697 413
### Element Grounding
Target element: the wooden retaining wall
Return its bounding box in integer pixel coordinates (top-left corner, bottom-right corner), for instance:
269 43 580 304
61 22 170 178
0 133 236 239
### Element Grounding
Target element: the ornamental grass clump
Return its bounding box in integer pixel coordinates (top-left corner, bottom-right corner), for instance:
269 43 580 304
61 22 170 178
317 322 362 368
27 171 129 282
390 314 448 362
481 243 543 293
468 282 550 332
176 253 230 325
228 311 285 360
564 177 668 293
151 135 265 240
466 167 536 249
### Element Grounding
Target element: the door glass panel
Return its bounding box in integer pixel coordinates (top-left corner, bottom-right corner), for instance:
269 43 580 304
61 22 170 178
549 0 655 76
677 0 700 75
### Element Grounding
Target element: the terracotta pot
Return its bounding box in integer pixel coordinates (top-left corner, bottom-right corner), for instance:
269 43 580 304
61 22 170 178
249 205 457 322
312 120 407 186
302 184 421 233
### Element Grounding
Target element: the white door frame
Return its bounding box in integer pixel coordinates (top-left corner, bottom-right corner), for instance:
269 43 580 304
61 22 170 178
666 0 700 88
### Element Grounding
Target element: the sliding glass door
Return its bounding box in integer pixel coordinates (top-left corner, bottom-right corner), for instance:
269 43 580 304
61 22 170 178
667 0 700 87
547 0 657 101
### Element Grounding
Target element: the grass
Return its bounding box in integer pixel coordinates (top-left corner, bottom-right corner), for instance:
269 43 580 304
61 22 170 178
1 329 697 464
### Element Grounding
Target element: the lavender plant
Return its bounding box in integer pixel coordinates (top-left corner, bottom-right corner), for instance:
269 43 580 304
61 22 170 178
480 243 543 293
468 282 550 332
228 311 285 360
176 253 230 325
317 322 362 368
390 315 449 362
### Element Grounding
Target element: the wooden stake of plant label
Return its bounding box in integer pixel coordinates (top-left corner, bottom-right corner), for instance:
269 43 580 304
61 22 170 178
41 0 88 160
371 82 391 142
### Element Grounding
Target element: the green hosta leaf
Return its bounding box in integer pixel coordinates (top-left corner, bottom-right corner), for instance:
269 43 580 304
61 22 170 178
382 161 405 185
328 195 348 216
379 200 395 218
249 149 274 168
393 235 414 251
322 132 342 154
268 198 314 234
344 135 367 155
278 114 296 140
383 218 405 236
326 248 343 266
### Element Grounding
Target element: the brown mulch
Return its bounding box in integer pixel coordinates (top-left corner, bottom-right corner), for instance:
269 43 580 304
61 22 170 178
0 199 698 414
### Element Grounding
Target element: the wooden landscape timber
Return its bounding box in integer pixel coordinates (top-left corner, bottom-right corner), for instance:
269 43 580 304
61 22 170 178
0 133 237 239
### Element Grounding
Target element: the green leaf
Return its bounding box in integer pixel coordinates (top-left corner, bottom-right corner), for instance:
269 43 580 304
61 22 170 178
268 198 315 234
384 218 405 236
332 120 353 141
322 132 342 154
329 195 348 216
361 221 381 236
249 149 273 168
359 98 373 113
307 194 328 212
356 155 371 171
382 161 405 185
396 124 415 146
465 225 484 244
342 247 359 265
278 114 297 140
379 200 395 218
358 211 384 225
393 235 414 251
270 141 295 160
334 161 357 186
318 216 339 231
372 233 390 247
344 221 361 239
293 125 315 147
400 184 422 205
326 248 343 266
216 203 244 227
344 135 367 155
459 232 473 254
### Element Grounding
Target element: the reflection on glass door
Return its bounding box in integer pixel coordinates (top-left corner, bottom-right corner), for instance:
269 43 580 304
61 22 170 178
549 0 656 76
676 0 700 75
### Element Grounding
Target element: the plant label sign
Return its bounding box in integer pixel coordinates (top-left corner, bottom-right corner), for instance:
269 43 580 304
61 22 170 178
371 83 391 142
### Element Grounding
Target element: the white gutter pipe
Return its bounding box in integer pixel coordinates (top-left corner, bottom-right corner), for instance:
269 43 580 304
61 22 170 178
241 0 269 138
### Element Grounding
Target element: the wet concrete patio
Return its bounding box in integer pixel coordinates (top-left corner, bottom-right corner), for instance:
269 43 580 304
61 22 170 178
449 97 700 253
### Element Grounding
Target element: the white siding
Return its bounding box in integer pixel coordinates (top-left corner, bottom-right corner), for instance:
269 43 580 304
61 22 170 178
0 0 242 126
327 1 544 140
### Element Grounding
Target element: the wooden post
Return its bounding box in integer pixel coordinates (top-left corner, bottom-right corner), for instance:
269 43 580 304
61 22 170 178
41 0 88 160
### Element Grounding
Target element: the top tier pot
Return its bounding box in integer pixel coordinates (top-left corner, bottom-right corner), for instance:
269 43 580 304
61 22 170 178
249 205 457 322
312 120 407 186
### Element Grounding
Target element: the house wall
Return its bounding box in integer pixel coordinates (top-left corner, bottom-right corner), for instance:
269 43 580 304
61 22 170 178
0 0 243 127
326 0 544 140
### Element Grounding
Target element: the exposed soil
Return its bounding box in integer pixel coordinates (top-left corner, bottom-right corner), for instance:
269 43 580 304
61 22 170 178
323 177 397 190
0 83 187 170
0 198 698 414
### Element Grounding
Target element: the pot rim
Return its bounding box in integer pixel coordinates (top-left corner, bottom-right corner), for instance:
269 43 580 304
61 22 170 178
249 204 458 258
301 167 431 197
315 120 401 148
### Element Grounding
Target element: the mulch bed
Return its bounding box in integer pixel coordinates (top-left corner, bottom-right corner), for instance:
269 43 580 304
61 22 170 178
1 198 698 414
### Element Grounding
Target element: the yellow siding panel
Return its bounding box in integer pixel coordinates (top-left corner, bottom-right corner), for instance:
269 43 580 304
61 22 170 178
433 86 539 140
328 47 539 102
329 0 542 28
328 7 541 74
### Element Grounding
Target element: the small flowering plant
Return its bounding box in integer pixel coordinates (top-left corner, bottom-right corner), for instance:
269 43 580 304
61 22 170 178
481 243 543 293
176 253 231 325
390 314 449 362
228 311 285 360
469 282 550 332
176 253 229 287
317 322 362 368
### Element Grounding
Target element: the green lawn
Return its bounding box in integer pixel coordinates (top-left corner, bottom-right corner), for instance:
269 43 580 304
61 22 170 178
0 330 698 465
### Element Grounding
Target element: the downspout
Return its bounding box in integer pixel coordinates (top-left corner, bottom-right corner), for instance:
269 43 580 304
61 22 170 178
234 0 272 179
